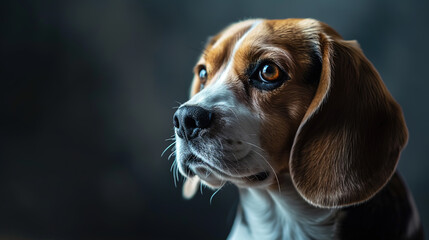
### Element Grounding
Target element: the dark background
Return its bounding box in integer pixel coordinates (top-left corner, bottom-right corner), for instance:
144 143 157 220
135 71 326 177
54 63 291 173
1 0 428 239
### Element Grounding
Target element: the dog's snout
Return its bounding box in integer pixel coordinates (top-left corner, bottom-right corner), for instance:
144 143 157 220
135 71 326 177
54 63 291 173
173 106 213 139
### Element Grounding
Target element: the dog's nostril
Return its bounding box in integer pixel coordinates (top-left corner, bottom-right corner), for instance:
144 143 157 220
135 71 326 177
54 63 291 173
196 111 212 129
173 115 180 128
184 115 197 129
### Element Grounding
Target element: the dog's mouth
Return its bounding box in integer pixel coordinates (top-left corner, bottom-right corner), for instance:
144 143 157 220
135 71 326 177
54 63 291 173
182 159 272 188
247 171 270 182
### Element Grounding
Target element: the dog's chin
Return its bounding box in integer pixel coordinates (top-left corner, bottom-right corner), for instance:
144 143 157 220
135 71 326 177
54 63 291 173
182 162 275 189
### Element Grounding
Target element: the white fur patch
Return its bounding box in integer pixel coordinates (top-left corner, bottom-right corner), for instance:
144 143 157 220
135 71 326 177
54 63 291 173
228 174 337 240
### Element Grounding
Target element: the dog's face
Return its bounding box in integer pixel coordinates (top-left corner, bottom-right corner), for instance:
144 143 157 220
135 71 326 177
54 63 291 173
173 18 408 208
175 19 316 189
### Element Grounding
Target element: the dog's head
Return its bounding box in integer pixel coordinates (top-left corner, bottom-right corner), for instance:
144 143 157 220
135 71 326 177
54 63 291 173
172 18 407 208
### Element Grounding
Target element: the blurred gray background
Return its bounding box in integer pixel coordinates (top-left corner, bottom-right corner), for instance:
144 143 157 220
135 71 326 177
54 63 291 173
0 0 428 239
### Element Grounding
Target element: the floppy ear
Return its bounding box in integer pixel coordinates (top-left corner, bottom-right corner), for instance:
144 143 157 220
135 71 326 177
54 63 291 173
289 33 408 208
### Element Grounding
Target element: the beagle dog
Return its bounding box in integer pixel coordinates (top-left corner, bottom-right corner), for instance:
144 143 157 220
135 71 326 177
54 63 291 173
171 18 424 239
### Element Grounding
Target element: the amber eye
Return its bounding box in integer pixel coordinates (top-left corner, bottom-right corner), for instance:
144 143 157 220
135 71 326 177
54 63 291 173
249 61 288 91
259 63 281 82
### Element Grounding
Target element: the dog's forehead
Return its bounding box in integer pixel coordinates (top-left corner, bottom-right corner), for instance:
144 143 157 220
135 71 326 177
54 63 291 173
201 19 322 70
201 19 257 72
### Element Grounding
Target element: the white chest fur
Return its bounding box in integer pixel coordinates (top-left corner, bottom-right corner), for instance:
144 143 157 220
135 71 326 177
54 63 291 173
228 174 338 240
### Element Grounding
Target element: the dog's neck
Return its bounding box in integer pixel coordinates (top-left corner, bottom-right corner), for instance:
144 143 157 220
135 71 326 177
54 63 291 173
228 173 339 240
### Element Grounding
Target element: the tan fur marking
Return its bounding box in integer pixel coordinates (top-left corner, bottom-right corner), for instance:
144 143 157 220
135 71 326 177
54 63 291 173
190 20 258 96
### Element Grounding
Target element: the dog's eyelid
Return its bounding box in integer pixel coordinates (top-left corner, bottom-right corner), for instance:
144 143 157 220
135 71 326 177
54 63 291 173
247 59 290 81
246 59 290 91
194 64 207 74
250 59 289 75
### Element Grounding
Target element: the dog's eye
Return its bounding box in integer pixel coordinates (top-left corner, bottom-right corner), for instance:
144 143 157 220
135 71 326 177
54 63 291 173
259 63 281 82
199 68 207 80
199 67 208 90
249 61 288 91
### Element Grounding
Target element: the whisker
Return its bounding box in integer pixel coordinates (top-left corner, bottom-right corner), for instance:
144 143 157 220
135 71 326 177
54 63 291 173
210 182 225 205
183 129 189 142
232 153 237 160
216 138 224 151
171 160 178 187
170 160 175 172
173 161 178 188
161 141 176 157
245 142 281 193
254 151 281 193
175 162 180 183
244 141 265 153
168 150 176 161
223 105 239 121
205 170 211 178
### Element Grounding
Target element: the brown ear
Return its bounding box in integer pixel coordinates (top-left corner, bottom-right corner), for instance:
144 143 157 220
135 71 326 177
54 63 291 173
290 33 408 208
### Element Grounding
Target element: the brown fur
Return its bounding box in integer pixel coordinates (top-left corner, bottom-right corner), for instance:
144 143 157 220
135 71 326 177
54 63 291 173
290 31 408 207
190 20 256 96
190 18 408 208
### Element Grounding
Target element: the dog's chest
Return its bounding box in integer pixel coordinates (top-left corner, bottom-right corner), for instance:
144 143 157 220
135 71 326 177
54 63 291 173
228 187 338 240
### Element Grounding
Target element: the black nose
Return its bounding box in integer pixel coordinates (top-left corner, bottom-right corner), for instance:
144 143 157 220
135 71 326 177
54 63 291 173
173 106 213 139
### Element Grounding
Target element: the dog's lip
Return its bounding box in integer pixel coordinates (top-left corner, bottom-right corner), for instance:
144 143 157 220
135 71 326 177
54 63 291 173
246 171 270 182
181 152 274 186
190 163 272 185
